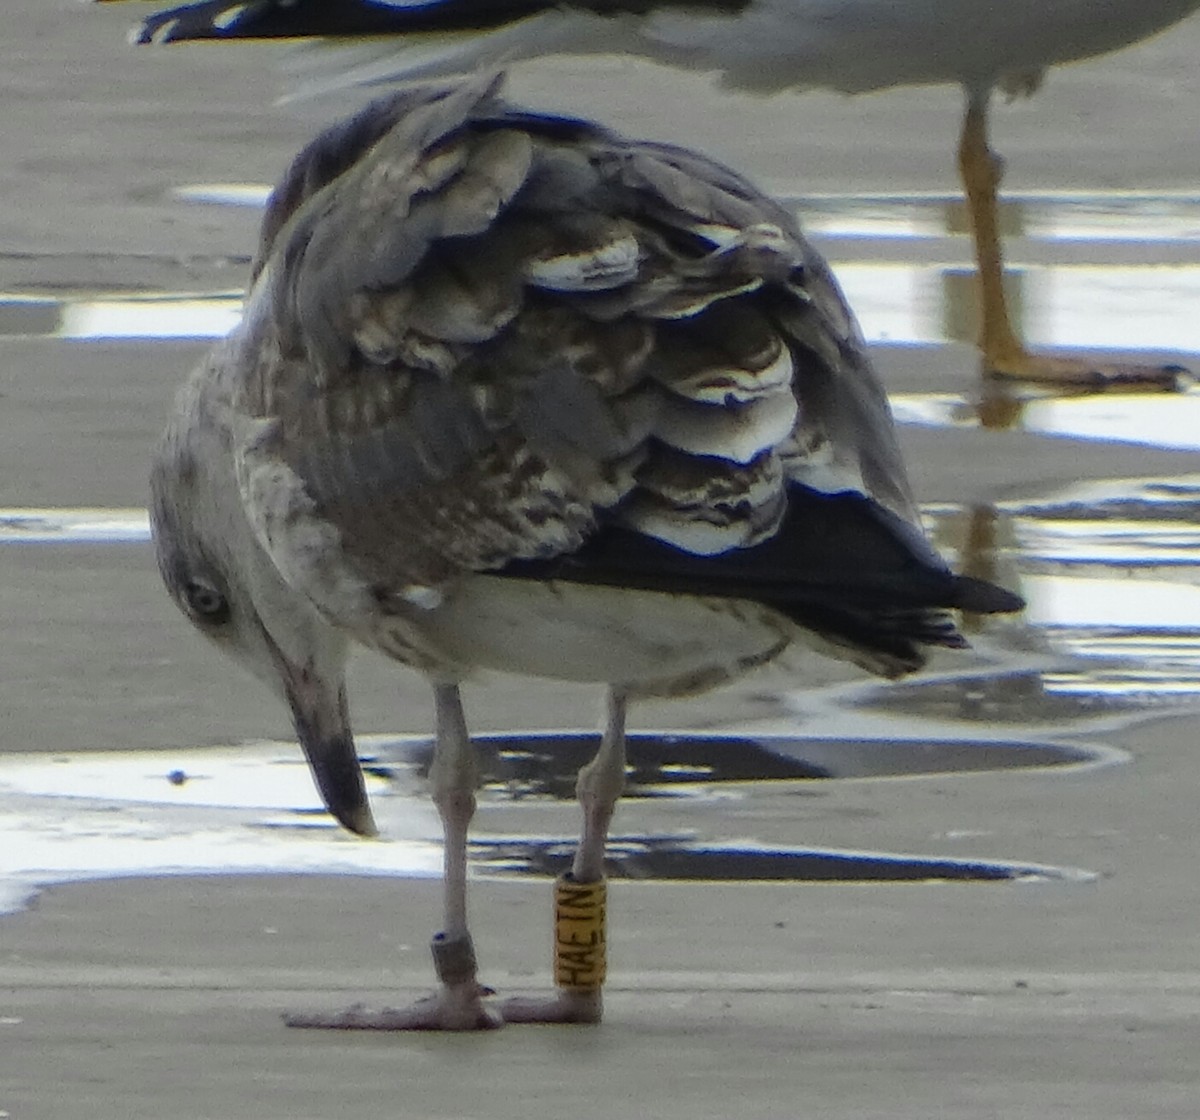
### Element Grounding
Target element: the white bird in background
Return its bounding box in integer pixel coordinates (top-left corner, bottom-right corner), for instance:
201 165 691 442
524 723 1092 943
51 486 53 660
113 0 1200 386
149 75 1021 1029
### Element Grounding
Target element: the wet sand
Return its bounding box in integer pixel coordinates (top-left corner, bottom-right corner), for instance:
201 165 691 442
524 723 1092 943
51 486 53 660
3 2 1200 1116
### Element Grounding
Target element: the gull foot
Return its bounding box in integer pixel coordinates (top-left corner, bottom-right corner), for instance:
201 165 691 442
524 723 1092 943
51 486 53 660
984 351 1188 390
499 989 602 1025
284 984 502 1031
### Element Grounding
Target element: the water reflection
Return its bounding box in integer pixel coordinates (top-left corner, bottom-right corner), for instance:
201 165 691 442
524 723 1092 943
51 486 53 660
3 267 1192 349
869 667 1196 724
0 739 1096 910
4 189 1184 350
0 292 242 340
798 190 1200 354
1007 479 1200 696
828 262 1200 354
0 735 1104 809
893 385 1200 448
382 731 1103 798
182 183 1200 243
795 190 1200 245
7 480 1200 704
472 836 1087 883
0 509 149 544
918 478 1200 708
0 742 446 916
173 183 272 207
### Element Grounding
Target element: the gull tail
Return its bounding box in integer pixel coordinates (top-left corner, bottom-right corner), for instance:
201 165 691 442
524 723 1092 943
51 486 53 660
498 486 1024 678
110 0 634 95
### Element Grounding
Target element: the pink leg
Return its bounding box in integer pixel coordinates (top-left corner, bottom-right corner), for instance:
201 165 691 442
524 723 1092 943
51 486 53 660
286 682 501 1030
501 687 627 1025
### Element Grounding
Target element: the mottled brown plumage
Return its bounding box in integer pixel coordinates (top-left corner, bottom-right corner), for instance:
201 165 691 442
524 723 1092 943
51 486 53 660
150 76 1021 1028
203 75 1005 677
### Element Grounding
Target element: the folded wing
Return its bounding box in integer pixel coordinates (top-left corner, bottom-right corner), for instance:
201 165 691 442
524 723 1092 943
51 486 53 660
229 76 1019 677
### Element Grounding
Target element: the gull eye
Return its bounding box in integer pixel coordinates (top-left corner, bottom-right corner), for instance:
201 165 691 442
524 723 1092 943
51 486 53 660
183 577 230 625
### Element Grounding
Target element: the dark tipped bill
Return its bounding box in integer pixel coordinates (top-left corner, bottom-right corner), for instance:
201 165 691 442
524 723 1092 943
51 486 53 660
286 678 377 836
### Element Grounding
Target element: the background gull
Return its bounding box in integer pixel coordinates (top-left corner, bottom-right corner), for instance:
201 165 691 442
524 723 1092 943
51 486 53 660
150 73 1022 1030
112 0 1200 386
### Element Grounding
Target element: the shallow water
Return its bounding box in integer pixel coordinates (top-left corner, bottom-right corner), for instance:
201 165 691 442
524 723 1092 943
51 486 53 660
0 733 1103 911
0 478 1187 904
2 189 1195 908
893 390 1200 451
800 191 1200 352
863 477 1200 721
4 189 1196 352
991 478 1200 686
0 292 241 340
0 508 148 544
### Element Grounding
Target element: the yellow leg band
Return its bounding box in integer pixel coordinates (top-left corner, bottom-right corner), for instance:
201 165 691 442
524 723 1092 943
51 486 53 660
554 873 607 993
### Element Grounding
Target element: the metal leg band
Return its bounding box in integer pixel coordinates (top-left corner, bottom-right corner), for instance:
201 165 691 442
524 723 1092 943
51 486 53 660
554 873 607 993
431 931 477 986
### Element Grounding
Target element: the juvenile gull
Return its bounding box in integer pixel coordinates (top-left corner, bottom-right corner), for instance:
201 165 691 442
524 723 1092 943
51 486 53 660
116 0 1200 386
150 75 1023 1030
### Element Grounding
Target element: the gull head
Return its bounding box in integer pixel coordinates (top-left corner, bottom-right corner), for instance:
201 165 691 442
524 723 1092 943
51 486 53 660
148 366 376 837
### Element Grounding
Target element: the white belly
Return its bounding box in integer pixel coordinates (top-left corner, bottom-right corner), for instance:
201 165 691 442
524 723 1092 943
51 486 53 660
414 575 794 695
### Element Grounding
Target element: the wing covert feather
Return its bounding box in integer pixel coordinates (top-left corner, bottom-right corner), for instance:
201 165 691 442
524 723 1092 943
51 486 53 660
233 80 920 606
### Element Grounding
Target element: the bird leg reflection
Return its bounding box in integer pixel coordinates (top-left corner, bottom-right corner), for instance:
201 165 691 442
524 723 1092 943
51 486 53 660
958 86 1183 389
285 681 501 1030
500 687 627 1025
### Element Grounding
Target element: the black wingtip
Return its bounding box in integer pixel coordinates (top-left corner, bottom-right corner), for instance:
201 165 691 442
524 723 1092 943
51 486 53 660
116 0 550 44
953 575 1025 616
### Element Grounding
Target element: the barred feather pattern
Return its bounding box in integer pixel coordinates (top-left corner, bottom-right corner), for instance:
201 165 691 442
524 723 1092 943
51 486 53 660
237 77 904 584
203 75 999 678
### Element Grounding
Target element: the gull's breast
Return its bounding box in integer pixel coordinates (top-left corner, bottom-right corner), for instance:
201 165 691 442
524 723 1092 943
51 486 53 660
405 574 794 696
